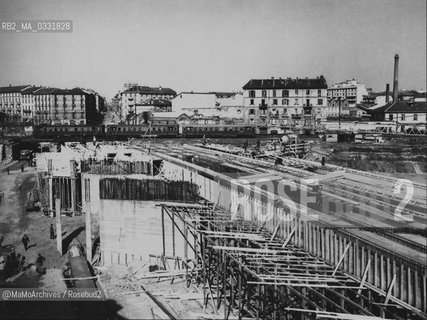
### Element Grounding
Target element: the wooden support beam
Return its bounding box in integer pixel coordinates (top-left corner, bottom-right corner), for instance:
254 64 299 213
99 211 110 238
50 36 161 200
269 224 281 243
55 198 62 254
282 225 297 248
384 274 397 305
332 242 350 276
357 257 371 297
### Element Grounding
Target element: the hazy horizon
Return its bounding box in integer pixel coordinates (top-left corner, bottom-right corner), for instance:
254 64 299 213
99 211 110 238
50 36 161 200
0 0 425 100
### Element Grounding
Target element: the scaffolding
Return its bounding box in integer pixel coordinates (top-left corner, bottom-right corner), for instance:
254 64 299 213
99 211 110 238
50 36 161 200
159 203 424 320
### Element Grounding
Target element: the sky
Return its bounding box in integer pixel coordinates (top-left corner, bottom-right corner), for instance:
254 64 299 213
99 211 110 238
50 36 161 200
0 0 425 100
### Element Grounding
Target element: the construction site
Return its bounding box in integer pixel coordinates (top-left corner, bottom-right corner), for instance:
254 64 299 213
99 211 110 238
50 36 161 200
1 136 423 320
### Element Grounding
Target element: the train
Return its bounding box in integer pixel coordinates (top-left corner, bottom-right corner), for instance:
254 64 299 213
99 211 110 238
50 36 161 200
32 122 258 139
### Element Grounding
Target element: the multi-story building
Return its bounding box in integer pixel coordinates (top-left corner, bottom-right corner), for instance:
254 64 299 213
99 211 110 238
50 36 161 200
21 86 43 122
33 88 56 124
171 92 246 123
326 79 369 116
0 85 32 122
242 76 328 125
119 86 176 120
327 79 368 105
0 84 103 125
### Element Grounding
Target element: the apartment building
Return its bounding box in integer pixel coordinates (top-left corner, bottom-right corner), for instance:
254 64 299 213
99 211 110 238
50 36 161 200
120 86 176 120
242 76 328 124
0 84 103 124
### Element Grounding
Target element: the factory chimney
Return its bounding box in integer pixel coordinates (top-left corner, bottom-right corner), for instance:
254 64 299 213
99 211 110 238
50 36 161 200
385 84 390 103
392 54 399 102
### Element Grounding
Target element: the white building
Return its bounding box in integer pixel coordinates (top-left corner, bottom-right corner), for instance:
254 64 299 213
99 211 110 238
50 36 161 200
119 86 176 120
171 92 246 123
0 85 32 122
242 76 328 124
327 79 368 106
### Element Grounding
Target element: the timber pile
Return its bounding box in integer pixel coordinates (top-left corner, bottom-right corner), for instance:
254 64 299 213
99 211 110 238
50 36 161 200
99 178 199 202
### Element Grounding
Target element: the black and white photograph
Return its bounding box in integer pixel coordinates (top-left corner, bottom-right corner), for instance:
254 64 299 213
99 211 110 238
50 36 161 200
0 0 426 319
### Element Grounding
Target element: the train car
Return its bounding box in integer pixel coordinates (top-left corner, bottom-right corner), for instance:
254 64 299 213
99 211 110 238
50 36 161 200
33 124 103 139
181 124 257 138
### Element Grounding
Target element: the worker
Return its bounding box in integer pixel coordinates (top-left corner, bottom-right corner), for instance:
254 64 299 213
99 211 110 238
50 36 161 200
50 224 55 239
36 253 46 275
63 263 73 287
21 234 30 251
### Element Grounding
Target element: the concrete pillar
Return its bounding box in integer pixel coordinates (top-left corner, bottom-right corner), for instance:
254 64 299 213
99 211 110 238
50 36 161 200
55 198 62 254
374 251 378 287
71 178 76 213
85 209 92 262
380 255 384 290
422 272 426 313
49 178 53 216
414 268 418 309
400 264 405 301
407 266 412 305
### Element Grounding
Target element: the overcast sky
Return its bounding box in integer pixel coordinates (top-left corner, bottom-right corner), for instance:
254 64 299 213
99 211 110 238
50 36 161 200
0 0 425 99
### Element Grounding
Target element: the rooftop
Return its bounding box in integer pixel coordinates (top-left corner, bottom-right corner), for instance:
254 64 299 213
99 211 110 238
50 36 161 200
122 86 177 96
243 76 327 90
0 85 32 93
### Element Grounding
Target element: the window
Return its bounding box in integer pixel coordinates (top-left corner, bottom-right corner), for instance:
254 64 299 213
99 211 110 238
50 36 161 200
261 99 266 106
272 90 276 98
273 99 278 105
250 99 254 105
414 114 418 121
295 90 299 95
249 90 255 98
306 89 310 95
282 99 289 105
237 109 241 114
294 99 299 105
401 114 405 121
282 90 289 97
389 114 393 121
249 109 255 115
317 99 323 105
318 90 322 97
262 90 267 98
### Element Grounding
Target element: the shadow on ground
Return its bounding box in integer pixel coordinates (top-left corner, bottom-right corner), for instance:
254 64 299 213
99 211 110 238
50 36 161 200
62 227 85 255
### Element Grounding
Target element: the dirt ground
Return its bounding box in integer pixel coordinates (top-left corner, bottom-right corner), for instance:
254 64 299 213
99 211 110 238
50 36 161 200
99 262 218 320
0 162 112 319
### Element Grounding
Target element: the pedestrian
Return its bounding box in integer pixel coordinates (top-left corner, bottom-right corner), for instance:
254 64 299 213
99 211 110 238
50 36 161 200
6 167 9 175
36 253 46 275
0 235 4 247
50 223 55 239
21 164 24 172
21 234 30 251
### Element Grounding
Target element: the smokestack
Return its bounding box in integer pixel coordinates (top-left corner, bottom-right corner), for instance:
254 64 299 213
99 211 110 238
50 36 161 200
386 84 390 103
393 54 399 102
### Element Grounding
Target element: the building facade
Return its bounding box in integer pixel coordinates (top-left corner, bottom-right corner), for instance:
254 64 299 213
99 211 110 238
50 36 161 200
242 76 328 125
327 79 368 106
0 84 103 124
171 92 247 123
0 85 32 122
119 86 176 120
